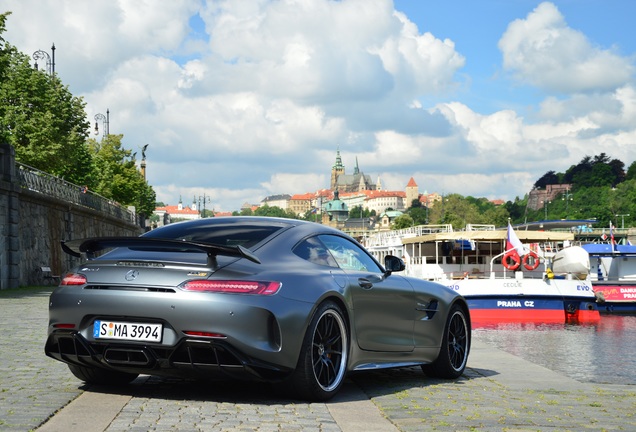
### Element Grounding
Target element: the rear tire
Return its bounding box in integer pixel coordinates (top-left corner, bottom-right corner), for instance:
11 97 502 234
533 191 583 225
288 301 349 401
67 364 138 385
422 304 470 378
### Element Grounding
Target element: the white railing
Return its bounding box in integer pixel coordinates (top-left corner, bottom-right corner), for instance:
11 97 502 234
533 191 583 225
364 224 453 248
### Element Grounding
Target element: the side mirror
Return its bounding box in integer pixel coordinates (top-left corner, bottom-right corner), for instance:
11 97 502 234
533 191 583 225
384 255 405 274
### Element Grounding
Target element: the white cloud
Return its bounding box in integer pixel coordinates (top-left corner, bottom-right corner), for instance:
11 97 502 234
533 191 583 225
260 173 326 196
498 2 634 93
3 0 636 212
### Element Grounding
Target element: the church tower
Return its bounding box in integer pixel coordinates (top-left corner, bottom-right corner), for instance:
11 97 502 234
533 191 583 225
405 177 419 209
330 147 345 190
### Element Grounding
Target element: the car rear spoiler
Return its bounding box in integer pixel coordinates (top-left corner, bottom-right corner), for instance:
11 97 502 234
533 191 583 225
61 237 261 267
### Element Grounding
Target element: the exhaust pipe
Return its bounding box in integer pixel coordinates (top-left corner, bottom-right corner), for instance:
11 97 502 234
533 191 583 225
104 348 153 366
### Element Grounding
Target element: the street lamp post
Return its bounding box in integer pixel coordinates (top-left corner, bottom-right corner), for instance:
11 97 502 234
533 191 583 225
198 194 211 218
360 205 365 240
425 201 429 224
32 43 56 76
616 213 630 229
543 200 550 220
562 188 573 218
316 197 322 224
94 109 110 138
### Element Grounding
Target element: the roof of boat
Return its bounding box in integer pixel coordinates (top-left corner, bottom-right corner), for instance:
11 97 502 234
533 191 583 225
402 229 575 244
369 220 598 246
581 243 636 255
511 219 597 231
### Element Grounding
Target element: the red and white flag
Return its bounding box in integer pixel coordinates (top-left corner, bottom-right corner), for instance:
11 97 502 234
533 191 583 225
506 222 525 257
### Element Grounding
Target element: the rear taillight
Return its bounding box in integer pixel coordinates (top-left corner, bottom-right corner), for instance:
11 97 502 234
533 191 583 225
53 323 76 329
183 331 226 338
60 273 87 286
181 280 281 295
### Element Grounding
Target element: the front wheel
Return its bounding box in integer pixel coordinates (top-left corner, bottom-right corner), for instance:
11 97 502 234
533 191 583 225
422 304 470 378
288 301 349 401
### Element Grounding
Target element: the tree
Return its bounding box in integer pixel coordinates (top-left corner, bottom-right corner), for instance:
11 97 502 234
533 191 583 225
254 205 297 219
562 153 624 190
303 208 322 221
607 180 636 227
626 161 636 181
428 194 483 229
348 205 373 219
0 13 92 184
609 158 626 185
392 214 414 230
563 155 593 185
482 205 511 227
89 134 156 216
406 206 429 225
504 196 527 222
534 171 560 189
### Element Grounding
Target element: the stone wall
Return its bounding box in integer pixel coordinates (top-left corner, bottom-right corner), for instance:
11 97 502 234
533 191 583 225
1 143 142 289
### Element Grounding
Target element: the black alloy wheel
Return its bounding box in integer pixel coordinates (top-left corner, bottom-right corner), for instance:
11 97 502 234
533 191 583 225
289 301 349 401
422 304 470 378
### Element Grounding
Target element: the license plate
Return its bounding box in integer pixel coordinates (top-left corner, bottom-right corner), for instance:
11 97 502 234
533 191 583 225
93 320 162 342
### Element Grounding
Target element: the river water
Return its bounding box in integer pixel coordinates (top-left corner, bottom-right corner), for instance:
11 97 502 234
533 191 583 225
472 315 636 386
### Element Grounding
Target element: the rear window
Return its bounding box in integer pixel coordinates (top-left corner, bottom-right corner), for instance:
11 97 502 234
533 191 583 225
143 223 284 249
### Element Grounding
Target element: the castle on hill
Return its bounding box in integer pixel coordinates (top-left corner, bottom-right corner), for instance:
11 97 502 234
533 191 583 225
157 148 441 230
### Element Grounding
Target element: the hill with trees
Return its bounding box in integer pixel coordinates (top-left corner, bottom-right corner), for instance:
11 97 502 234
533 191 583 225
406 152 635 230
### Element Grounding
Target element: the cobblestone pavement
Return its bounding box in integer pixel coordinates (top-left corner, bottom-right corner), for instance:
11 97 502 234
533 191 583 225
2 287 636 431
104 378 342 432
0 288 83 431
353 367 636 431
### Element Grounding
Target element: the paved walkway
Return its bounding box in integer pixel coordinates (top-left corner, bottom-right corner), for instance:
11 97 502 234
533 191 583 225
1 287 635 431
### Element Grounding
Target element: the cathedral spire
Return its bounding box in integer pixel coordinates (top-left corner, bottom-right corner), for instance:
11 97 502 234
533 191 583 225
330 146 345 191
333 146 344 171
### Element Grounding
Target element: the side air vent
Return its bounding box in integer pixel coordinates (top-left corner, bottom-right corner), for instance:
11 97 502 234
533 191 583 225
417 299 439 320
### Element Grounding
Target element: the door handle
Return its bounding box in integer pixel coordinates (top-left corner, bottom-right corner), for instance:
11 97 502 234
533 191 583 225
358 278 373 289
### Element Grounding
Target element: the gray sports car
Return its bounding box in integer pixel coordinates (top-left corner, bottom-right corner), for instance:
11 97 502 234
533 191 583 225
45 216 470 401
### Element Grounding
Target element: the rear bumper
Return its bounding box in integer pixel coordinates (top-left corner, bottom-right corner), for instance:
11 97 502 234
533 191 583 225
47 286 312 370
45 330 292 381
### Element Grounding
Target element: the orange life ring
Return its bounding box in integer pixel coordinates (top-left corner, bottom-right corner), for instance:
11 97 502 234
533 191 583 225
502 252 520 271
522 251 540 271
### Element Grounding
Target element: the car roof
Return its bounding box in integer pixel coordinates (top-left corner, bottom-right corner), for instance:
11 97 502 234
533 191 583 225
144 216 348 241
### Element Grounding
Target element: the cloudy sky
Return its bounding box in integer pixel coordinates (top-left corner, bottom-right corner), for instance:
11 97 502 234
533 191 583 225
3 0 636 212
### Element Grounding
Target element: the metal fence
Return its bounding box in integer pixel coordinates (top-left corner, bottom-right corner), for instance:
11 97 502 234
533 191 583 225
17 162 137 223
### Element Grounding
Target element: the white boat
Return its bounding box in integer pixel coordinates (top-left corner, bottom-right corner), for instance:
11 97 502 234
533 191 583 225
582 243 636 313
364 223 600 327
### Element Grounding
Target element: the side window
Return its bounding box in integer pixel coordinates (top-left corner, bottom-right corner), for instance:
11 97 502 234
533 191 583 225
319 235 383 273
293 236 339 268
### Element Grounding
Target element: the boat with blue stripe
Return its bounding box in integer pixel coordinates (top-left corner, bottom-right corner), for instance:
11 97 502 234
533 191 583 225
364 222 600 327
